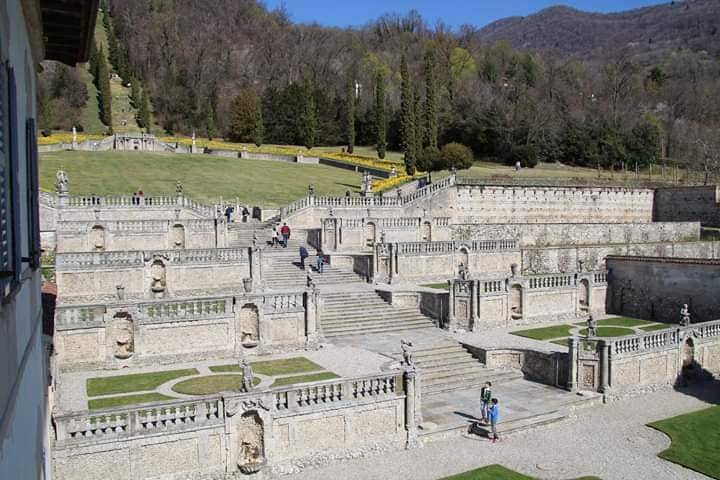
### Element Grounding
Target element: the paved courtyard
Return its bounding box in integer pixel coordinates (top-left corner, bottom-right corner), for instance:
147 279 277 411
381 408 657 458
280 382 720 480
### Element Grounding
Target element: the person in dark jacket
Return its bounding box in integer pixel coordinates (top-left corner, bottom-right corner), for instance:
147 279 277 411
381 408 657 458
299 246 309 268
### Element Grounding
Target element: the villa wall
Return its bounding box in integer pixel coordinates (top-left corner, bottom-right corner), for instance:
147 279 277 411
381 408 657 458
654 186 720 227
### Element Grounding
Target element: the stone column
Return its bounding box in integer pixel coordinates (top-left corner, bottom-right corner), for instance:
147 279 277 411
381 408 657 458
403 368 419 449
249 247 263 289
599 340 610 394
447 280 456 331
471 280 480 331
388 243 395 284
304 289 319 346
567 336 577 392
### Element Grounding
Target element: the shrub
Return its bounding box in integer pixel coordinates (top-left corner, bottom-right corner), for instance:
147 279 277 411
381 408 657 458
440 142 473 170
509 144 539 168
417 146 441 172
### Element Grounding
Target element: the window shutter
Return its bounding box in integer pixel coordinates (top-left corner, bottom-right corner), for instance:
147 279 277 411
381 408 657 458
7 66 21 285
0 62 12 296
26 118 40 269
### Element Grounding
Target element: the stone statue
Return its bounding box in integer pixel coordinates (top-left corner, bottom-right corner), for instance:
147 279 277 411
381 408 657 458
397 188 402 198
680 304 691 327
308 184 315 197
55 170 69 194
191 130 196 147
458 262 468 281
391 166 397 177
360 171 373 196
150 260 167 298
306 267 315 289
72 126 77 144
175 180 183 195
586 314 597 337
241 360 254 392
379 230 386 244
401 339 415 368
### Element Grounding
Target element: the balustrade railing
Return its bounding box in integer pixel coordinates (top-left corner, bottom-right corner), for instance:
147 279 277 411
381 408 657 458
140 298 232 321
56 218 216 233
527 273 576 290
55 305 106 329
264 293 304 311
394 239 517 255
53 193 215 218
56 247 248 269
482 279 505 294
593 271 608 284
611 319 720 356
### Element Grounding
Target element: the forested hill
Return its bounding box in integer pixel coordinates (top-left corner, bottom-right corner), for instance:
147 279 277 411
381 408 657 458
472 0 720 62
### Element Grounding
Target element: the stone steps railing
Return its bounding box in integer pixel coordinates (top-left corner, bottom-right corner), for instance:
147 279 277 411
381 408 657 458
55 247 249 270
611 319 720 356
393 239 517 255
53 371 403 443
42 192 216 218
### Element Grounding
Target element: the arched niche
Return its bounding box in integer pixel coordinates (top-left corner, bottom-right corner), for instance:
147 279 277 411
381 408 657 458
90 225 106 251
578 278 590 311
364 221 376 247
171 223 186 249
110 312 134 359
422 221 432 242
150 259 167 298
239 304 260 348
510 284 523 320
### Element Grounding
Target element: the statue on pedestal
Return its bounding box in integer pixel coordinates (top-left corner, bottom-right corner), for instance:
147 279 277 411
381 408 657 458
175 180 183 195
458 262 468 281
308 184 315 197
240 360 254 392
586 314 597 337
401 339 415 368
55 170 69 194
680 304 691 327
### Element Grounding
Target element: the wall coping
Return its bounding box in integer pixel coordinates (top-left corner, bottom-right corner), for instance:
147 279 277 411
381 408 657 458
606 255 720 266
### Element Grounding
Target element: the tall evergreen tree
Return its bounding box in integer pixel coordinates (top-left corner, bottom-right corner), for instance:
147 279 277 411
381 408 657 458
400 54 416 174
137 89 151 133
130 79 140 107
346 76 356 154
375 71 387 159
300 84 317 149
97 46 113 132
413 85 424 167
424 48 439 150
88 41 99 81
206 103 216 140
253 100 264 147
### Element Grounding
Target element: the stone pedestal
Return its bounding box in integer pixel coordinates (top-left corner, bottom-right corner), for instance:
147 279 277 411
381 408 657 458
403 368 419 449
567 336 578 392
599 340 610 395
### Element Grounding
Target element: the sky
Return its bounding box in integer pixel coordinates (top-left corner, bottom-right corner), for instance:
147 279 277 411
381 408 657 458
262 0 667 29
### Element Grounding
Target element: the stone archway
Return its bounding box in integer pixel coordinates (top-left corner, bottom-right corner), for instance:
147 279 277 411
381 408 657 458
90 225 106 251
110 312 134 359
171 224 185 249
239 304 260 348
578 279 590 311
364 222 376 247
510 284 523 320
421 221 432 242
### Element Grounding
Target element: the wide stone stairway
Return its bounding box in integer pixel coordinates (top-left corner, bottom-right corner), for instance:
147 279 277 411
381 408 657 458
263 251 362 290
320 290 436 338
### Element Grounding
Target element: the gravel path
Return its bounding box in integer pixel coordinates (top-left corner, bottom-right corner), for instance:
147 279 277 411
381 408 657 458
278 383 719 480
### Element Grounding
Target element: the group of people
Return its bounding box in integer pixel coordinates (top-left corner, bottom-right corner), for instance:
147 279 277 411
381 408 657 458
270 223 292 248
300 245 325 273
480 382 500 442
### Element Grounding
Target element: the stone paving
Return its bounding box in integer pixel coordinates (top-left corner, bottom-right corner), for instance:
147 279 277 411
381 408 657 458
279 382 720 480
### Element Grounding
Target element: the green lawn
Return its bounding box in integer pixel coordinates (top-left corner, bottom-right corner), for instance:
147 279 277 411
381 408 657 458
578 326 635 338
314 145 404 164
210 357 325 376
271 372 339 388
88 392 173 410
649 406 720 479
40 150 363 207
171 375 261 395
440 464 601 480
511 325 574 341
575 317 654 328
640 323 674 332
86 368 198 396
421 283 450 290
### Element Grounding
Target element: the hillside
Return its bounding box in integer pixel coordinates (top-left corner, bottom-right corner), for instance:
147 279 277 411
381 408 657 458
472 0 720 62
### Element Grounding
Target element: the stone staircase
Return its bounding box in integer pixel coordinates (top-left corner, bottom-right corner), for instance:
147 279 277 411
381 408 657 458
226 218 277 247
262 252 362 290
320 291 436 338
413 342 523 395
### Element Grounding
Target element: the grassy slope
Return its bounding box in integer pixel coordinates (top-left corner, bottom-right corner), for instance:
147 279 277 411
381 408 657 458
40 150 363 206
649 406 720 479
110 77 141 133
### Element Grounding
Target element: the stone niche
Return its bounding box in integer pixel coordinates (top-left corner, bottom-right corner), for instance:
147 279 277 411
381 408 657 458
238 304 260 349
225 400 269 476
89 225 105 251
171 224 185 249
109 312 134 359
149 258 167 298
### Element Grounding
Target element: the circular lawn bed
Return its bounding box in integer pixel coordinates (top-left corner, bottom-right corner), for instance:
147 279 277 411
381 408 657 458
578 326 635 338
171 375 260 395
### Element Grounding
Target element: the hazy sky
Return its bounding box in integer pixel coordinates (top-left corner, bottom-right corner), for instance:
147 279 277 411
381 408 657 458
263 0 667 29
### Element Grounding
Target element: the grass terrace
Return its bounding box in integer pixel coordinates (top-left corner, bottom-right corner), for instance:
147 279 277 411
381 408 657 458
171 375 261 395
88 393 174 410
648 406 720 479
511 317 668 347
441 464 602 480
86 368 198 396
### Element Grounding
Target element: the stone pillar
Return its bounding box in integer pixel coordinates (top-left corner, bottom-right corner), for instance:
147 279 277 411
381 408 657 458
388 243 395 284
599 340 610 395
471 280 480 331
448 280 456 331
304 289 319 346
567 336 577 392
57 192 69 208
403 368 419 449
250 247 263 289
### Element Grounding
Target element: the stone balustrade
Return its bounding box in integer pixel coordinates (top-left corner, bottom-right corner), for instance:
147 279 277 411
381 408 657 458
55 305 106 330
54 397 223 443
527 273 576 290
140 297 232 322
56 218 216 233
46 192 215 217
339 217 451 230
394 239 517 255
273 371 401 412
55 247 249 270
611 319 720 356
593 271 608 284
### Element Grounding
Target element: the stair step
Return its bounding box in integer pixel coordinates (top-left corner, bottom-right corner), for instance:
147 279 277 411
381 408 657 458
323 324 435 337
321 320 433 333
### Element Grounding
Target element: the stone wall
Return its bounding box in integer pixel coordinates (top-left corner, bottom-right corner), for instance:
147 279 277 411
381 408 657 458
55 248 251 304
452 221 700 247
522 240 720 274
654 186 720 227
55 218 221 252
52 372 410 479
606 256 720 323
55 291 316 370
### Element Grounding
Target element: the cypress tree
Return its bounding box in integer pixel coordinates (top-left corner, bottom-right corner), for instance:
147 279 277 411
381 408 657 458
413 85 423 166
300 84 317 149
424 48 439 150
88 41 99 80
130 79 140 107
97 46 113 132
206 103 216 140
137 89 151 133
375 71 387 159
400 54 416 174
346 76 355 154
253 99 264 147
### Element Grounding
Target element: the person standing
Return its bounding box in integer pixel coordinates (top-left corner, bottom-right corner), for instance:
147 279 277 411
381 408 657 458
299 246 309 268
316 252 325 273
280 223 290 248
480 382 492 423
271 226 279 248
489 398 500 443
